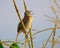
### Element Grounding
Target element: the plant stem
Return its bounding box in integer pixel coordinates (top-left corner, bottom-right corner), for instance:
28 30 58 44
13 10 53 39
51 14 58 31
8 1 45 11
52 24 57 48
13 0 30 48
29 27 34 48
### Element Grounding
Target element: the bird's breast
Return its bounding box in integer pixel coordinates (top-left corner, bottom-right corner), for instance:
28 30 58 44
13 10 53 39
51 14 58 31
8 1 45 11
25 16 33 30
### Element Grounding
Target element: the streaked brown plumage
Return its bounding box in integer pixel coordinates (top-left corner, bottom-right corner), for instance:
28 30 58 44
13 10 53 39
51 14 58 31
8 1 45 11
16 10 33 41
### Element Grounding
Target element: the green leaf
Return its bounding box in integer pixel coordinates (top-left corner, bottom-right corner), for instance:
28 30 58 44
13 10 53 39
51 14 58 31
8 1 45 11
10 42 20 48
0 43 4 48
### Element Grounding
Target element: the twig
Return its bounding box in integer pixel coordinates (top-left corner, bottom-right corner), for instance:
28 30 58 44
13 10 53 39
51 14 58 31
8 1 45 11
50 4 58 48
46 19 55 23
44 14 55 20
13 0 30 48
23 0 27 11
29 26 34 48
43 32 53 48
52 24 57 48
2 40 24 45
50 5 59 24
32 27 60 37
54 0 60 11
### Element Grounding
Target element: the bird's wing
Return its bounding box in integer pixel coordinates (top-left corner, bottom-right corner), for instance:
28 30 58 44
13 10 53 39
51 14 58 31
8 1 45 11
17 16 29 32
23 16 29 24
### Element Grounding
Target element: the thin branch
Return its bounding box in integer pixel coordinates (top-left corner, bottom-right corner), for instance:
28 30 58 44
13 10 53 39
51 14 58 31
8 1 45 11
50 5 59 24
52 24 57 48
46 19 55 23
29 26 34 48
44 14 55 20
54 0 60 11
2 40 24 45
23 0 27 11
50 4 60 25
44 32 53 48
32 27 60 36
13 0 30 48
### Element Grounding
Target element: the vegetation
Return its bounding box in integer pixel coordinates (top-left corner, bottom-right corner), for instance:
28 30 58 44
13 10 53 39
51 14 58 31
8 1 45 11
0 0 60 48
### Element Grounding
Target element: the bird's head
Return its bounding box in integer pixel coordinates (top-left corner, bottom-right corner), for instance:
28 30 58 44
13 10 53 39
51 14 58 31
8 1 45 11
24 10 33 21
24 10 32 16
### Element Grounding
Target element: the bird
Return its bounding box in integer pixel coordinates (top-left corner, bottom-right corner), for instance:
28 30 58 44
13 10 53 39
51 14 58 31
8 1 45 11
16 10 33 41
